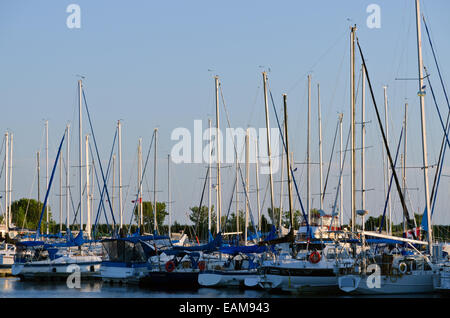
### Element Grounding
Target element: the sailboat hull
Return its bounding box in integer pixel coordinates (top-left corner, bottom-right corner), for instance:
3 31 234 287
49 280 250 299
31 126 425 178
339 272 435 295
139 270 200 289
12 256 102 281
100 261 149 284
198 270 258 288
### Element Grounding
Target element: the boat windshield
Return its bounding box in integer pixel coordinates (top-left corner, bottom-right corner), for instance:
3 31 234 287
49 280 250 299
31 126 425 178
102 240 147 263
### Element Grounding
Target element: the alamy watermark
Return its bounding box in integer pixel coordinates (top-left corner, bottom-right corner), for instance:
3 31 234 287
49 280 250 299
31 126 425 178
66 4 81 29
66 264 81 289
170 120 281 174
366 4 381 29
366 264 381 289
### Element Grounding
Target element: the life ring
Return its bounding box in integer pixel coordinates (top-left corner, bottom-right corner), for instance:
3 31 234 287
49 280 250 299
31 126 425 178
165 260 176 273
198 261 206 272
309 251 321 264
398 262 407 274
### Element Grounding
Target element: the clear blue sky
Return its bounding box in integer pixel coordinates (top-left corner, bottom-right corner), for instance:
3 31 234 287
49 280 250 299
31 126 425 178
1 1 449 229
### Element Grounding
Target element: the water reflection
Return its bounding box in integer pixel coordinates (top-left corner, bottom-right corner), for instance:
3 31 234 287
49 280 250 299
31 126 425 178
0 277 443 298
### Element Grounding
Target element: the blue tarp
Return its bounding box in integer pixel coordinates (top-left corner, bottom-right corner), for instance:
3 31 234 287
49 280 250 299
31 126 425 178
16 241 45 247
220 245 268 255
172 232 222 253
220 226 277 255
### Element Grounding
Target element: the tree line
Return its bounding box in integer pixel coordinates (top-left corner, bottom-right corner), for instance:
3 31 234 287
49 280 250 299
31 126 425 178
5 198 449 242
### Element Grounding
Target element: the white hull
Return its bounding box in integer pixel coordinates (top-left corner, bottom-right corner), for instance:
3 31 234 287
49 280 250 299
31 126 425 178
198 270 258 288
0 254 14 268
100 262 149 284
12 255 102 280
434 265 450 292
339 272 435 295
257 274 339 293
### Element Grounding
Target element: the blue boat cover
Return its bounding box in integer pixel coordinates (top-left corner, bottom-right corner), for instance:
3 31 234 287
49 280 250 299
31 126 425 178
172 232 222 252
219 226 277 255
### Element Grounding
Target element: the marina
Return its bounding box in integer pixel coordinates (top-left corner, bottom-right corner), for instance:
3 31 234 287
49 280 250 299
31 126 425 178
0 0 450 307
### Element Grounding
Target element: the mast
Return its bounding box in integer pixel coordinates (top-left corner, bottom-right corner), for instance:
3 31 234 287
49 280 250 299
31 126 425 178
59 138 63 233
403 103 408 235
85 134 91 239
307 74 311 225
339 113 344 227
167 154 171 237
215 76 222 234
361 66 366 212
235 148 239 236
138 138 143 230
4 133 8 231
208 119 212 235
255 137 261 231
244 128 249 245
383 86 392 234
279 129 284 230
350 25 356 233
66 125 70 232
262 72 275 225
415 0 432 253
78 80 83 233
283 94 294 230
118 120 123 230
318 83 323 211
153 128 158 234
8 133 13 228
37 151 40 205
46 120 49 234
112 153 115 223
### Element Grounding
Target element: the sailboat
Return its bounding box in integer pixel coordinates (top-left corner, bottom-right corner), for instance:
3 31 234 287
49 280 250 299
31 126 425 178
198 226 277 289
338 0 439 295
12 81 103 281
244 93 356 293
138 233 223 289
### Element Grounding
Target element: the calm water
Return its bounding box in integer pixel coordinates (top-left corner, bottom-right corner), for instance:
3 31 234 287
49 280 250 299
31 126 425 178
0 277 445 298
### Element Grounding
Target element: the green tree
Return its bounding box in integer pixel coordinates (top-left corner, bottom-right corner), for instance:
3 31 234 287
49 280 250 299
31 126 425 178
267 207 304 229
133 201 168 234
223 211 245 233
10 198 52 232
188 205 215 241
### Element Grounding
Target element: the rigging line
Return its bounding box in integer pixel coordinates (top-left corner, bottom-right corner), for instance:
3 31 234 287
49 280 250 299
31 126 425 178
356 37 415 236
424 69 450 219
287 28 348 94
36 132 65 238
194 135 217 239
218 83 259 238
224 174 238 234
379 127 404 233
193 164 210 239
91 128 117 235
259 173 270 224
126 131 155 234
20 155 39 230
82 88 116 226
122 149 138 232
90 144 111 239
268 89 309 232
331 125 351 216
71 159 94 227
322 118 340 204
0 135 5 181
423 15 450 110
89 140 111 231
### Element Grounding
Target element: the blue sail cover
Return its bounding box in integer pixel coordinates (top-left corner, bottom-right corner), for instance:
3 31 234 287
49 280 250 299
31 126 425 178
172 232 222 253
74 230 85 246
220 226 277 255
220 245 267 255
